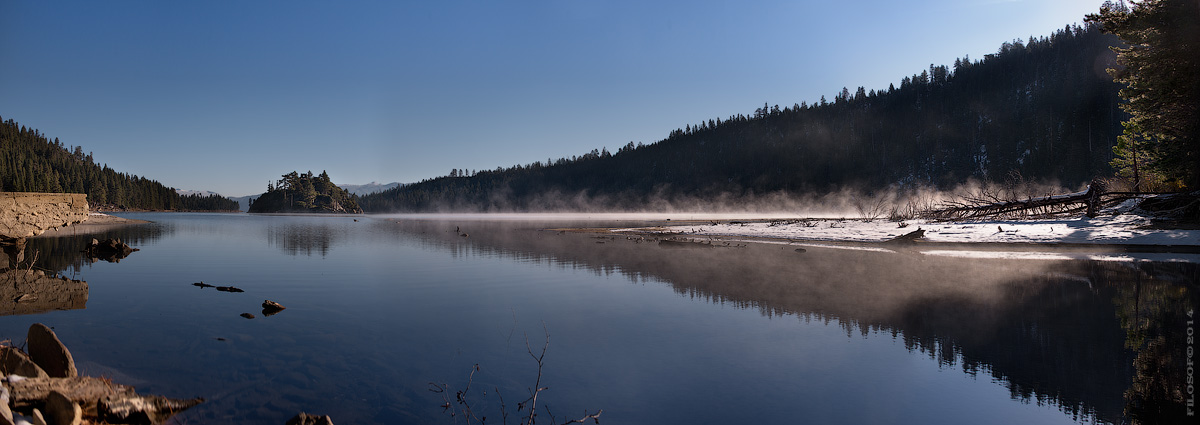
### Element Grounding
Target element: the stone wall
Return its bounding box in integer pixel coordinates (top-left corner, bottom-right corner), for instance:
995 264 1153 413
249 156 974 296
0 193 89 239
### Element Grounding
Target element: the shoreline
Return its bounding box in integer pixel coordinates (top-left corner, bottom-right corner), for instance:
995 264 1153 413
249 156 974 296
32 212 152 238
588 213 1200 263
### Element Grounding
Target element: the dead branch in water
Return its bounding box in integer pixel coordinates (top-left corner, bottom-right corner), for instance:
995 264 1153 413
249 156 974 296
429 324 602 425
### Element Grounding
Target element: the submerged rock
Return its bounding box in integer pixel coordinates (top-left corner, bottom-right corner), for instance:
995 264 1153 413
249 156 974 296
658 239 715 249
240 313 255 319
97 394 204 425
286 412 334 425
216 286 244 293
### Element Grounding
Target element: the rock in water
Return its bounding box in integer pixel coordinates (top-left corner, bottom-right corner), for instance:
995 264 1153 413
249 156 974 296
0 346 48 378
26 324 76 378
286 412 335 425
98 394 204 425
885 228 926 244
261 300 286 316
240 313 255 319
44 391 81 425
83 239 137 263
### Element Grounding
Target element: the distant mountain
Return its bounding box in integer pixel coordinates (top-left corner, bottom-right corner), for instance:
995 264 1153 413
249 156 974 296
338 182 402 196
231 194 260 212
359 23 1125 212
176 189 221 197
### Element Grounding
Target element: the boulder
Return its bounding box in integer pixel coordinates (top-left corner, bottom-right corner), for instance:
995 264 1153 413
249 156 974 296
0 346 48 378
0 387 13 425
26 324 76 378
0 403 11 425
44 391 81 425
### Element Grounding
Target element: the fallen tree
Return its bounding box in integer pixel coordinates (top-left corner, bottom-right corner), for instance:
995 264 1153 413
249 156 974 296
921 179 1149 221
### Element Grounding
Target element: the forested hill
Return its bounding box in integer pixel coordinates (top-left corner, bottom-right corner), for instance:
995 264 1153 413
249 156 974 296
0 117 240 211
360 23 1126 212
248 171 363 214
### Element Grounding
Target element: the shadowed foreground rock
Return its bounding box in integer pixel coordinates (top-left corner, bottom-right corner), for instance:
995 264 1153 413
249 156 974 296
26 324 76 378
1 324 203 425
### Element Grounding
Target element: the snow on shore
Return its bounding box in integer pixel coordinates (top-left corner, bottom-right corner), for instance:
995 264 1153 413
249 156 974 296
618 212 1200 263
641 214 1197 246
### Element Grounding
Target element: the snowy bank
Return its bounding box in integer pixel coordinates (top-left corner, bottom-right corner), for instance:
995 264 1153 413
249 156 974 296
615 212 1200 263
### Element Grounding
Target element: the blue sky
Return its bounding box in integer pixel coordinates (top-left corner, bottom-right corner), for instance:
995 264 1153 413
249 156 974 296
1 0 1106 197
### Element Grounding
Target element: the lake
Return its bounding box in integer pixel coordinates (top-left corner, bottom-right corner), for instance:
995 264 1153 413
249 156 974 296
7 213 1196 424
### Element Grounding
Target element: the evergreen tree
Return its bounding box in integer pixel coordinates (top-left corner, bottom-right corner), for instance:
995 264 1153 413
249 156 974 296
1087 0 1200 190
355 24 1128 212
0 117 238 210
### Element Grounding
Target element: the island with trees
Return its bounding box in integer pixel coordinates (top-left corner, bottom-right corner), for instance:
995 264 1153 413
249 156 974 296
248 171 363 214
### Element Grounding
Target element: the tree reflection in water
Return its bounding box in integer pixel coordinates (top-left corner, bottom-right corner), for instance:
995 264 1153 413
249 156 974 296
383 219 1197 425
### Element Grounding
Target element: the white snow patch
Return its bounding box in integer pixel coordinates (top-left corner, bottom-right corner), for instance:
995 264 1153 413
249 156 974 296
635 214 1198 246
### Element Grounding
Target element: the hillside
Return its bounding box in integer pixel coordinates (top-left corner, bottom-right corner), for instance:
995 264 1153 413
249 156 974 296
248 171 363 214
0 117 240 211
360 23 1125 212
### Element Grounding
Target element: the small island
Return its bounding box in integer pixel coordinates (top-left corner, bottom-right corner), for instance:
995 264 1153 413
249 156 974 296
248 171 363 214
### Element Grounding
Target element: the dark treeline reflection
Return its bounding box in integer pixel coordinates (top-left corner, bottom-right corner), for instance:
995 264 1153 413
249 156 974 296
266 222 340 256
379 219 1198 425
22 222 171 275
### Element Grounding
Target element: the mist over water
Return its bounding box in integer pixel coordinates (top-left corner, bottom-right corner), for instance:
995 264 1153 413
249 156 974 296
5 213 1193 424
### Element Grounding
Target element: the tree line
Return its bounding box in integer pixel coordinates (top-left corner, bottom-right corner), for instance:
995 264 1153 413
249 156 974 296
0 116 240 211
360 22 1128 212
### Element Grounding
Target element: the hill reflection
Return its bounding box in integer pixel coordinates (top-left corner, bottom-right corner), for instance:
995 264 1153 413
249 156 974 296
267 222 338 256
22 221 171 275
381 218 1198 425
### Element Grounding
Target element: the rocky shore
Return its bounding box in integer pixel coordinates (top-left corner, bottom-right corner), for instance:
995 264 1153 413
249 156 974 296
0 323 203 425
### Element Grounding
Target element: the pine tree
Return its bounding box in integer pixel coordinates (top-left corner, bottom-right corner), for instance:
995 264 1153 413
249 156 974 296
1088 0 1200 189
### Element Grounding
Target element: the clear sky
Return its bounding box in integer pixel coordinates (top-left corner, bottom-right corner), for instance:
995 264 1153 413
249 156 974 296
1 0 1106 197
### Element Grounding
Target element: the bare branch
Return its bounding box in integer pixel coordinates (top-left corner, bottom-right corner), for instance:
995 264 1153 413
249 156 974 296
559 410 603 425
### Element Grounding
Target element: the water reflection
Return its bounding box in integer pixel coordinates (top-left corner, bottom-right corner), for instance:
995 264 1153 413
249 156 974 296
23 221 170 275
267 222 338 256
0 269 88 316
381 218 1198 425
0 220 169 317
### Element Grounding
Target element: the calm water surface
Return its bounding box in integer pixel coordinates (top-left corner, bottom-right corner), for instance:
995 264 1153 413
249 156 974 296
8 213 1197 424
